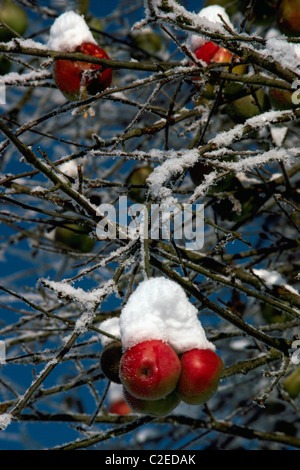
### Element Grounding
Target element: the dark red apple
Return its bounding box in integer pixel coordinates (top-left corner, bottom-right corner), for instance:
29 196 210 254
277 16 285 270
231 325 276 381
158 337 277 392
277 0 300 37
123 387 181 417
178 348 223 405
100 340 123 384
108 398 132 415
53 42 112 101
119 339 181 400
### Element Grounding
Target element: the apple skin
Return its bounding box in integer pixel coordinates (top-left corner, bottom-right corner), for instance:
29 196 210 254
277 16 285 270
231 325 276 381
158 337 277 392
100 341 123 384
0 0 28 42
123 387 181 417
119 339 181 400
126 165 153 203
283 366 300 399
53 42 112 101
269 88 296 111
227 88 270 124
194 42 220 66
109 399 132 415
54 223 95 253
277 0 300 37
177 348 223 405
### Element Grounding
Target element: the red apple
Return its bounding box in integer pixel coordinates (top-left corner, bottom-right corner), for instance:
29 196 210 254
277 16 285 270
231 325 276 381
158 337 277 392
119 339 181 400
193 41 220 66
108 399 132 415
123 387 181 417
178 348 223 405
53 42 112 101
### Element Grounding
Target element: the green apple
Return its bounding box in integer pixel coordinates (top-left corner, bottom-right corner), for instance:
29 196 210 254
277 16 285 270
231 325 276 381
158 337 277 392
277 0 300 37
0 0 28 42
126 165 153 204
283 366 300 398
54 223 95 253
227 88 270 124
131 29 163 55
123 387 181 417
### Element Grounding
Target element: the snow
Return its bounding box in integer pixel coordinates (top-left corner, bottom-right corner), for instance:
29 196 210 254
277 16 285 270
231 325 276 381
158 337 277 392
98 316 121 347
47 11 97 52
108 382 124 404
252 269 300 296
0 413 12 431
188 5 233 52
119 277 215 354
42 279 117 310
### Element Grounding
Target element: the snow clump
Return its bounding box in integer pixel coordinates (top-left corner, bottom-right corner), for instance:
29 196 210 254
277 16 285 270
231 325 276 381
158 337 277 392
119 277 215 354
47 11 97 52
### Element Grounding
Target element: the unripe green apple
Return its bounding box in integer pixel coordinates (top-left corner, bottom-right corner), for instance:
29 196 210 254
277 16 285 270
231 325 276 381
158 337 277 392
227 88 270 124
119 339 181 401
177 348 223 405
123 387 180 417
126 165 153 204
54 223 95 253
277 0 300 37
131 29 163 56
0 0 28 42
283 366 300 398
100 340 123 384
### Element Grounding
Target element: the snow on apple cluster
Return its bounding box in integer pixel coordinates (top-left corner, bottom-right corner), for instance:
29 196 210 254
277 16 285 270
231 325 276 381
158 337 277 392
100 277 215 354
47 11 97 52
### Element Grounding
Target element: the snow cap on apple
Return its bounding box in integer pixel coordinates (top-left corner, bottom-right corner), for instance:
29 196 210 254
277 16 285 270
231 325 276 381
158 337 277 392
47 11 97 52
119 276 215 354
47 11 112 101
98 316 121 348
189 5 233 53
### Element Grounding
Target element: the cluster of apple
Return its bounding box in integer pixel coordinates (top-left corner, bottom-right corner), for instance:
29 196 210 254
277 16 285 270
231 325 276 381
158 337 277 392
100 334 223 417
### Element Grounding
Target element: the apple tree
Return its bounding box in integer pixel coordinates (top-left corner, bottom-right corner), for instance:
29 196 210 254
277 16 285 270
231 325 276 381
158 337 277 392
0 0 300 450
